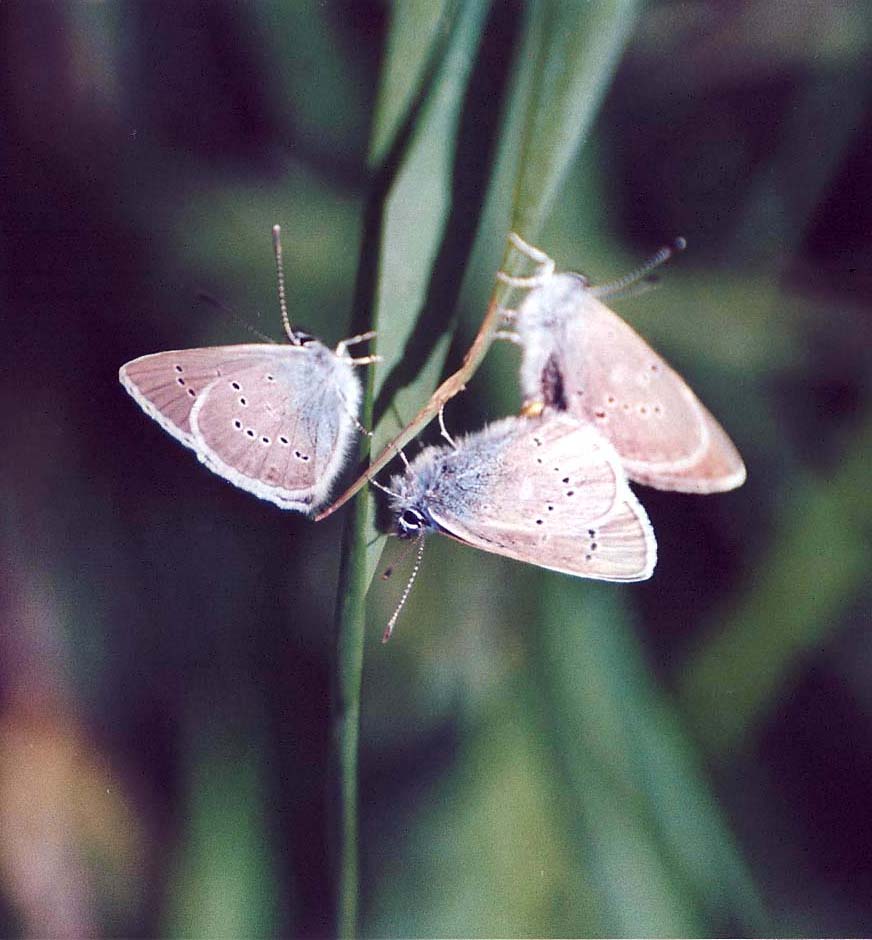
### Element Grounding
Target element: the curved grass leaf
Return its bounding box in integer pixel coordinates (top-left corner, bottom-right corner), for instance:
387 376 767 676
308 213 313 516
368 1 459 170
534 584 767 935
329 3 490 936
511 0 641 244
331 2 645 935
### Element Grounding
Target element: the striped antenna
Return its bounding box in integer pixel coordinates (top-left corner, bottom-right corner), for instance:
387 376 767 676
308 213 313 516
591 237 686 299
382 534 426 643
272 225 297 343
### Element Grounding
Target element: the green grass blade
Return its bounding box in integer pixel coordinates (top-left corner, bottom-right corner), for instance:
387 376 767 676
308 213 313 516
535 583 766 935
483 6 768 930
329 4 490 937
511 0 641 243
368 1 459 170
332 3 645 934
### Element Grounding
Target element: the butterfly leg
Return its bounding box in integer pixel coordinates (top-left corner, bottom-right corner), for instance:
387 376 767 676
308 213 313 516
496 270 552 289
494 330 522 345
438 405 458 449
491 305 522 344
507 232 554 265
348 354 383 366
334 385 375 439
495 232 556 288
384 405 411 466
351 414 374 438
335 330 377 357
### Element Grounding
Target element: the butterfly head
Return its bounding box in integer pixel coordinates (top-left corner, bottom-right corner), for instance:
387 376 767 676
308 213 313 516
387 450 443 539
396 507 429 539
289 329 318 347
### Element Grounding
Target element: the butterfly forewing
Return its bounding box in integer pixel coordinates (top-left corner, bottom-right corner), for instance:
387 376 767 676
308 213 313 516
517 274 746 493
425 415 656 581
119 346 281 445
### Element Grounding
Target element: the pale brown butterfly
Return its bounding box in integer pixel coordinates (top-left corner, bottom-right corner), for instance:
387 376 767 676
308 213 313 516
498 234 746 494
377 411 656 638
119 226 378 513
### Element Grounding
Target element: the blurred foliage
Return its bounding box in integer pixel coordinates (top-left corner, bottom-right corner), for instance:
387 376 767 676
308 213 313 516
1 1 871 938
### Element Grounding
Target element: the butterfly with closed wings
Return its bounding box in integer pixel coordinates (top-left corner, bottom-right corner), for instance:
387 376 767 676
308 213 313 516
119 226 377 513
379 411 656 640
499 233 746 494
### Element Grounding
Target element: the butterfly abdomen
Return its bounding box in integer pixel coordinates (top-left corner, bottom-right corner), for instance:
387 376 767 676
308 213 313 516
539 353 567 410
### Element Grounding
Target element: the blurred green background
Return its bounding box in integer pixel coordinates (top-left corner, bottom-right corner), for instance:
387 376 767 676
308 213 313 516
1 1 870 937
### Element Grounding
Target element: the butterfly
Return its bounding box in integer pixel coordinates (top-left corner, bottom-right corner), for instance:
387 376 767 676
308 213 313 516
500 235 746 494
386 412 656 584
119 226 376 513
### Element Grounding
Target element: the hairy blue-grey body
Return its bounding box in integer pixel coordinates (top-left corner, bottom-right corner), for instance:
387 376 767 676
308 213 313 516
389 418 522 533
515 273 587 410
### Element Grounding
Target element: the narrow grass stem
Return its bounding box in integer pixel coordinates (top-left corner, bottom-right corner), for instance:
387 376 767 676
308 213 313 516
329 485 372 938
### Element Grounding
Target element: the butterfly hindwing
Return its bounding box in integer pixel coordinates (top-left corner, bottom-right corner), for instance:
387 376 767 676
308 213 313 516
190 352 357 511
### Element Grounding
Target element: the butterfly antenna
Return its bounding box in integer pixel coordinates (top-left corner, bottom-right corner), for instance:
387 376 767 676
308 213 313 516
383 534 426 643
195 291 276 343
272 224 298 344
591 237 687 299
381 532 423 580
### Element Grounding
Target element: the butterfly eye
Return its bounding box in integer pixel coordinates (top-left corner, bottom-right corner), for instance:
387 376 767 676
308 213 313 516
398 508 425 536
292 330 316 346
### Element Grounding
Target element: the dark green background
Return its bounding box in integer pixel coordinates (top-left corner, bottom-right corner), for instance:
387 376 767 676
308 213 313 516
1 1 869 936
